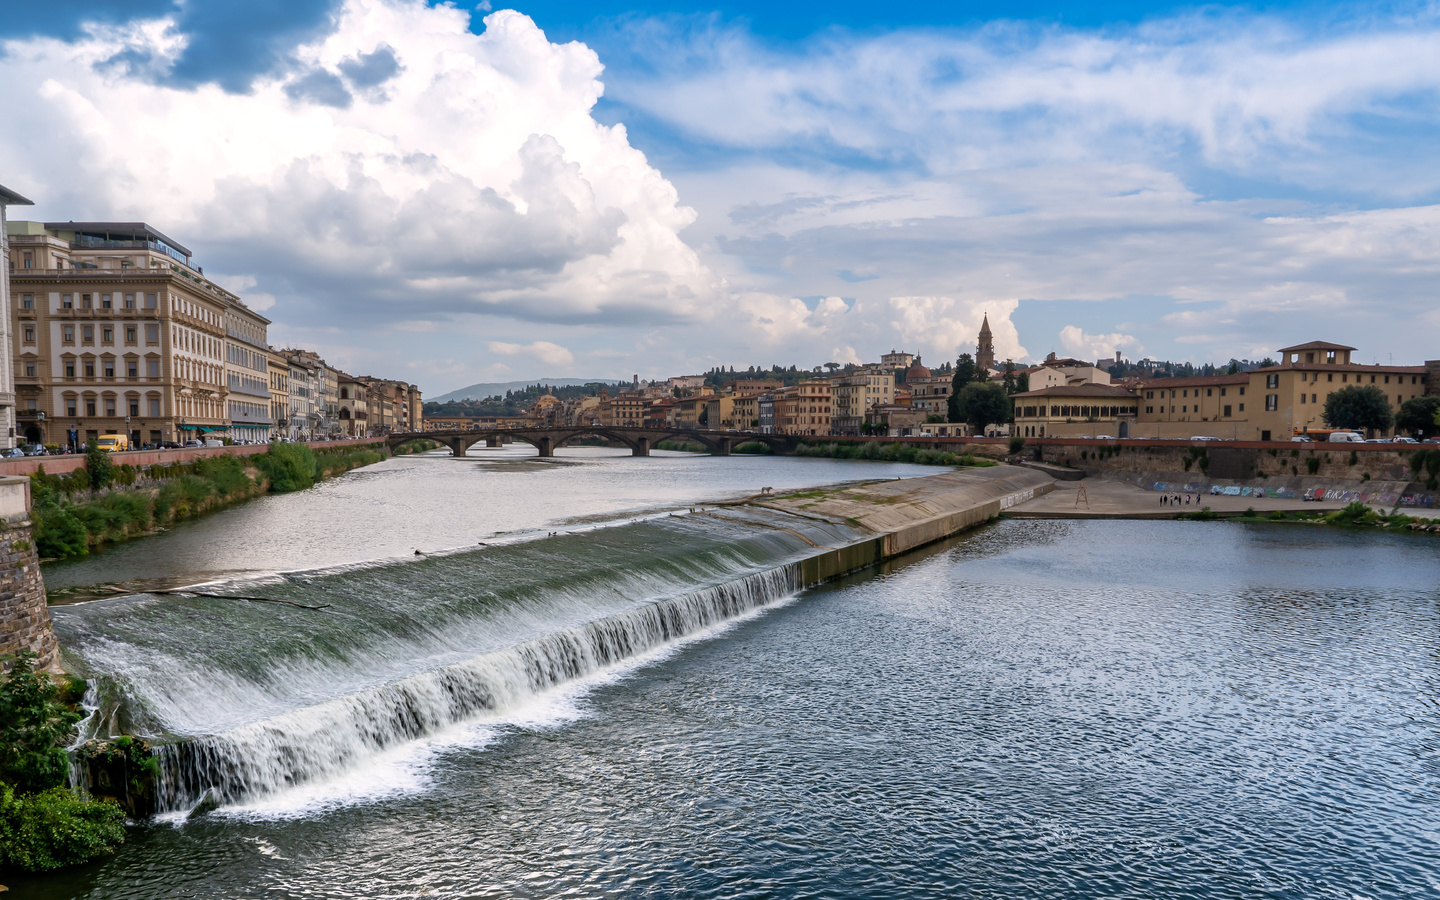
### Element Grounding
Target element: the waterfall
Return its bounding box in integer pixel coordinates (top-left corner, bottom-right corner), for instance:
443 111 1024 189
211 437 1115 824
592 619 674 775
150 564 802 812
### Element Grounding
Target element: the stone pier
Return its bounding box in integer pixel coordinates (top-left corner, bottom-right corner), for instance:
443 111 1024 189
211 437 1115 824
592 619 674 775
0 474 58 673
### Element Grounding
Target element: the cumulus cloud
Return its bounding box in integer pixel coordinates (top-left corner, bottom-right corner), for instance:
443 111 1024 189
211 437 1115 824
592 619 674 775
0 0 717 334
487 340 575 367
1059 326 1143 362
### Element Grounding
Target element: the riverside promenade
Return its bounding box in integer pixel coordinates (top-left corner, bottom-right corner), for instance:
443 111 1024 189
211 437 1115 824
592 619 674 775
1004 476 1353 519
0 437 388 478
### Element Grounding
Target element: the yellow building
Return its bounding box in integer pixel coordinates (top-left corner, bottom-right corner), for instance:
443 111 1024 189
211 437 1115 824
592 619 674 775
1132 373 1250 439
831 367 894 435
1247 341 1427 440
1010 383 1139 438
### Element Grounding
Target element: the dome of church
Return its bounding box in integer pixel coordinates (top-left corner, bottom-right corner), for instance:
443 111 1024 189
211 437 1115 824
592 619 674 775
906 362 932 379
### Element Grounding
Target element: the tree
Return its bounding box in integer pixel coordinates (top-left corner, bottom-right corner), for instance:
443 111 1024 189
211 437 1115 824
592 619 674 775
1001 360 1017 394
824 362 840 373
0 652 78 794
957 382 1011 432
1396 396 1440 438
1016 370 1030 393
84 445 114 492
1323 385 1394 433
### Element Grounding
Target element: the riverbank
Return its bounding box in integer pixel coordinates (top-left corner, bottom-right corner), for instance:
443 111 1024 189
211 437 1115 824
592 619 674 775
32 441 436 562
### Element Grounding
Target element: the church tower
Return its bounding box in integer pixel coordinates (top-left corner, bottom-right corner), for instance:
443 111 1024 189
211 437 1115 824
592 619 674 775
976 314 995 373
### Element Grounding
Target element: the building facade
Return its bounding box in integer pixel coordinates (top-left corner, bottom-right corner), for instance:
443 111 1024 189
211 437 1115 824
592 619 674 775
0 185 33 448
223 301 273 441
1010 384 1140 438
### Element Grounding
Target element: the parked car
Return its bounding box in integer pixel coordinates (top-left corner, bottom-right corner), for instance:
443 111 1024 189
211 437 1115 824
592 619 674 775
183 439 204 448
1327 431 1364 443
1190 435 1222 441
1094 434 1115 440
21 444 47 456
1 447 24 458
1291 436 1313 442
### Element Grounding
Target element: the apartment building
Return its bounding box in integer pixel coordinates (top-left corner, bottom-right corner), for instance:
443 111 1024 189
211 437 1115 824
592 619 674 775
907 374 951 419
336 374 368 435
224 301 274 441
1134 373 1250 438
1247 341 1427 440
284 352 319 439
831 367 894 436
7 220 239 447
0 185 32 449
267 351 290 437
599 390 647 427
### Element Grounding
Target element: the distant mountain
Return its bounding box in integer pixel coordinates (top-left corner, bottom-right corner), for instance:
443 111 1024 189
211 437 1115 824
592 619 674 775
430 378 622 403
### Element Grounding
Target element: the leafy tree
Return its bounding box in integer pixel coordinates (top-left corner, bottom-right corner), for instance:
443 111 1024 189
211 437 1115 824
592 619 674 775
948 353 978 422
1396 395 1440 438
0 652 78 794
1322 385 1394 433
957 382 1012 431
1015 370 1029 393
84 446 114 492
1001 360 1017 394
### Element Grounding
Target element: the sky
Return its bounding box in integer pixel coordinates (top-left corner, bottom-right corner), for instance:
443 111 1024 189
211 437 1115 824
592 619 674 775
2 0 1438 394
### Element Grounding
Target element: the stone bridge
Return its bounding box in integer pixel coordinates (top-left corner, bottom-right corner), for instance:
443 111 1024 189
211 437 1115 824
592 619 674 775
387 426 797 458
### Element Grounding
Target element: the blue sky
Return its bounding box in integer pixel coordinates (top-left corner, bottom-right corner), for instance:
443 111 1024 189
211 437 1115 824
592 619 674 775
2 0 1438 391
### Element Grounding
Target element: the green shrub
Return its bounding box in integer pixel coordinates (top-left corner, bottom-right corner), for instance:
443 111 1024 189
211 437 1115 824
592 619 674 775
254 443 318 493
0 652 78 794
29 485 88 560
1328 501 1377 526
732 441 773 454
83 446 115 492
0 785 126 872
1305 456 1321 475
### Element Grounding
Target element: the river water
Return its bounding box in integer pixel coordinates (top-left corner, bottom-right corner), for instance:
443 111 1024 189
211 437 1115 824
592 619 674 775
18 449 1440 898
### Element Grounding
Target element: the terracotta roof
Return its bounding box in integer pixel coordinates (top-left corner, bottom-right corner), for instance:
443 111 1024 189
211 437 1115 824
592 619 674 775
1278 340 1357 353
1010 383 1137 399
1136 374 1249 389
1251 363 1425 374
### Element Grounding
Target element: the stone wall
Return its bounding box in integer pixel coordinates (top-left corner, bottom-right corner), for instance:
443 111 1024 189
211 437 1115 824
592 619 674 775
1035 441 1422 483
0 475 57 672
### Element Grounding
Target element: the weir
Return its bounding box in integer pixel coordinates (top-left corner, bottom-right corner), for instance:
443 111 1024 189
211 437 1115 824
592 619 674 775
57 465 1053 813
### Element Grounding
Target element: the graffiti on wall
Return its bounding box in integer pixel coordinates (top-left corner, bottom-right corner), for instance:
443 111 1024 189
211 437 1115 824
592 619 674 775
1144 481 1435 507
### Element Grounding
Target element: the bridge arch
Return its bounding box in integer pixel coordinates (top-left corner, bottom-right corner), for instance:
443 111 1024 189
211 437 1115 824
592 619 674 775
388 427 793 458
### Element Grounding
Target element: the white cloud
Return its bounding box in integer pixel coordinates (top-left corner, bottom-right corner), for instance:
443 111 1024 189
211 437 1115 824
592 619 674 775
487 340 575 367
0 0 717 333
1059 325 1144 361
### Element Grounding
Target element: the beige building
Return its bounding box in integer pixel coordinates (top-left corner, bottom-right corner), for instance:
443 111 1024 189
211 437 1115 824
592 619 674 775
0 185 32 448
223 300 273 441
336 374 368 435
7 220 240 447
267 350 290 437
1011 383 1140 438
1133 373 1250 439
831 367 894 435
777 380 832 436
1247 341 1427 440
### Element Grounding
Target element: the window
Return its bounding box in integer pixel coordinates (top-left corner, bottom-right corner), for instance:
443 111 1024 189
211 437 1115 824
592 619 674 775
85 399 96 417
1266 394 1278 411
64 362 75 378
20 293 33 309
1223 405 1232 417
1239 403 1245 413
102 327 113 343
24 362 36 377
85 362 95 378
1328 373 1333 382
146 359 160 378
62 326 75 343
128 400 139 417
21 251 32 269
145 325 159 344
105 398 116 417
104 361 115 378
127 361 138 378
126 326 137 343
22 326 34 343
62 294 73 309
101 293 112 309
124 293 136 309
148 397 161 417
66 399 77 416
144 293 157 309
82 325 94 343
1300 394 1306 405
1239 387 1245 396
1266 374 1279 389
81 294 92 310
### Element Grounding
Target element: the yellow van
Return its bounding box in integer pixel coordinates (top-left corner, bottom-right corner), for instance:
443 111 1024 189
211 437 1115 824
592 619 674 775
94 433 129 452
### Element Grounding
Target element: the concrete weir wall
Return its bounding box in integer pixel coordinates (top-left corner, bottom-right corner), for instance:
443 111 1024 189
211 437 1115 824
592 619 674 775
773 466 1055 586
0 474 58 672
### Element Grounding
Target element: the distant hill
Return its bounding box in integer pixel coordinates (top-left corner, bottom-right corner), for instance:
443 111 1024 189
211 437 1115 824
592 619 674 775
431 378 620 403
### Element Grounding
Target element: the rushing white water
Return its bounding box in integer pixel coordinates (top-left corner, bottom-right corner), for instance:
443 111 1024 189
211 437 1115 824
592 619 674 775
148 564 802 812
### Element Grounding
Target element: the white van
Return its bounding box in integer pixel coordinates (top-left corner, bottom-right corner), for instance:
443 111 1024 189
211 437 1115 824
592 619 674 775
1327 431 1364 443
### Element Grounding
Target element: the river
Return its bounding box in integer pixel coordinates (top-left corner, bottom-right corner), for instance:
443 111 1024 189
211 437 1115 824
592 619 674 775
17 448 1440 898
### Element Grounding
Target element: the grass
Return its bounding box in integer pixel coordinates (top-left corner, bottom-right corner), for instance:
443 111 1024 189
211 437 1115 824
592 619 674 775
795 441 997 468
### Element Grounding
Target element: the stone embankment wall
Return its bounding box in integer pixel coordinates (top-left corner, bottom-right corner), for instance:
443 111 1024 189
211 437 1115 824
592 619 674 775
1032 441 1423 483
0 437 388 478
0 475 57 672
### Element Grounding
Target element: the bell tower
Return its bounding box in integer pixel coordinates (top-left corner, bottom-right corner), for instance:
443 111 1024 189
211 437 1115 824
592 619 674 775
976 313 995 373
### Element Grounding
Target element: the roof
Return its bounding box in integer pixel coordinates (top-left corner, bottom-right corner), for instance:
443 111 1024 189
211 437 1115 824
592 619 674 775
0 184 34 206
1251 363 1425 374
1137 374 1249 389
43 221 192 257
1277 340 1357 353
1010 383 1137 399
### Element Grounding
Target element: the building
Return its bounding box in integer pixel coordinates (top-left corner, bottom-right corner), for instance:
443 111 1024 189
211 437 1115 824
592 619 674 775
907 371 951 420
867 403 928 437
336 374 368 435
777 380 832 436
1134 373 1250 439
223 298 274 442
1010 383 1140 438
1024 355 1112 389
0 185 33 449
976 316 995 373
599 390 647 427
1246 341 1428 440
267 350 290 438
880 350 914 369
7 220 241 447
283 352 319 440
831 367 894 436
